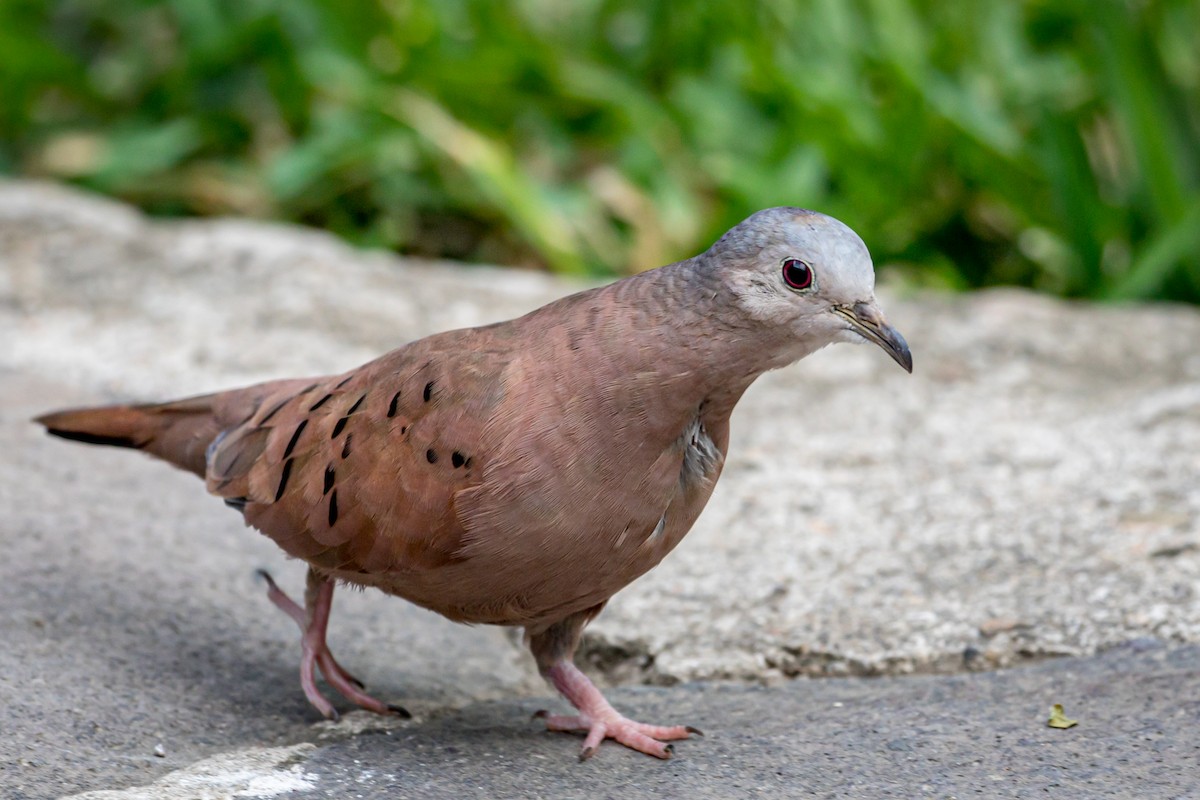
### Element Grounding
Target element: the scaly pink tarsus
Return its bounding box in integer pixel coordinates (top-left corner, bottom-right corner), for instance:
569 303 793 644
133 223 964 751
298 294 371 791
259 570 363 690
259 568 409 720
536 660 701 760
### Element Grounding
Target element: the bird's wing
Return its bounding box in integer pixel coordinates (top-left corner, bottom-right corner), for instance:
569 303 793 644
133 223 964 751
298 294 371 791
206 327 505 575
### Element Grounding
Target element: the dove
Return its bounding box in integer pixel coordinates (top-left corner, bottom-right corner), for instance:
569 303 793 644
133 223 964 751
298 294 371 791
36 207 911 761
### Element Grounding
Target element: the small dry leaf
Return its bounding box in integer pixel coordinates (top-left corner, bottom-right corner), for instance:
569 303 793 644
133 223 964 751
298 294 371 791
1047 703 1078 729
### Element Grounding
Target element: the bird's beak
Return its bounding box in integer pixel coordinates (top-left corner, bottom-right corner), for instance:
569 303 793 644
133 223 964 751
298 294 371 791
831 302 913 373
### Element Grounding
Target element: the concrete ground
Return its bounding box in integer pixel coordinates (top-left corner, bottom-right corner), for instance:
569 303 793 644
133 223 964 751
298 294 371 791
1 181 1198 798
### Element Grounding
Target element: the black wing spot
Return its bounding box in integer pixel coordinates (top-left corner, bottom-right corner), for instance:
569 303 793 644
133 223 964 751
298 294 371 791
423 381 434 402
331 416 349 439
341 434 352 459
387 390 402 418
328 490 339 526
308 393 333 411
323 465 335 495
283 420 308 459
400 425 407 435
451 451 465 468
426 448 438 464
335 375 354 389
347 393 367 415
275 458 294 501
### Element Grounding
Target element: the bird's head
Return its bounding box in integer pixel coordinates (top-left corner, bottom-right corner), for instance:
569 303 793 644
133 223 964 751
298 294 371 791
707 207 912 373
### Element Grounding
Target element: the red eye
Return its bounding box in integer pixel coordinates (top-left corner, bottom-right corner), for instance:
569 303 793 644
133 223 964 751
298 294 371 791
782 258 813 290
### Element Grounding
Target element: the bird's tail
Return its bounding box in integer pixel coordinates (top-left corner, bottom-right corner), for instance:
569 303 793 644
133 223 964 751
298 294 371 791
35 394 225 478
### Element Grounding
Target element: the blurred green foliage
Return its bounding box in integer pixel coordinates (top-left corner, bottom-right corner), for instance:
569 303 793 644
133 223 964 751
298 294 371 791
2 0 1198 300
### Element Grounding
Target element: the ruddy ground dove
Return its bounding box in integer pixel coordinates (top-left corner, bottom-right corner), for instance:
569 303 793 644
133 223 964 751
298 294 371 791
37 207 911 760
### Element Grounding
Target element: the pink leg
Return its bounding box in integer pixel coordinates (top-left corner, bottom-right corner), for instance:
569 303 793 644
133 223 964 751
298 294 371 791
536 660 700 760
528 609 700 760
259 568 409 720
260 570 364 690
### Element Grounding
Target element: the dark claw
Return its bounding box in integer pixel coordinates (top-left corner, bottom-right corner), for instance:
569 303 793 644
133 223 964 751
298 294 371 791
387 703 412 719
663 743 675 758
685 726 704 737
531 709 548 721
579 746 596 762
254 569 279 589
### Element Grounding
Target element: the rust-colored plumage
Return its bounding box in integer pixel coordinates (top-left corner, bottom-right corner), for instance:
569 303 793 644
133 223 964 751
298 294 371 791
37 208 911 760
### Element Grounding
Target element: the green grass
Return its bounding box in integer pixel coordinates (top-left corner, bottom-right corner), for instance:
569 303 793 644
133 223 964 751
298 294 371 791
2 0 1198 300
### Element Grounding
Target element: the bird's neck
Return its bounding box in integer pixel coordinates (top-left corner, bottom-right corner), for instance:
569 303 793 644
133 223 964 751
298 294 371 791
602 258 802 421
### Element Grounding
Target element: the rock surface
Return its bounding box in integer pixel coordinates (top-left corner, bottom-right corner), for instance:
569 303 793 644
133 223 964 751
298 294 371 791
2 181 1198 797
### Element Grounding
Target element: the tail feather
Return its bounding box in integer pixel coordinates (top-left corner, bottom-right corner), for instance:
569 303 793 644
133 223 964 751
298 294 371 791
37 411 146 449
35 378 321 480
36 395 224 478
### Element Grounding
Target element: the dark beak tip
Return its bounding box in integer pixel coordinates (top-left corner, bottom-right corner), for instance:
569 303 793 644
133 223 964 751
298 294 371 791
837 305 912 374
880 324 913 374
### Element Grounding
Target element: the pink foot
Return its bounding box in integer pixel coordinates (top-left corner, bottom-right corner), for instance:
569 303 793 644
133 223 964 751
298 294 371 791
537 660 701 760
535 709 700 760
259 569 409 720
